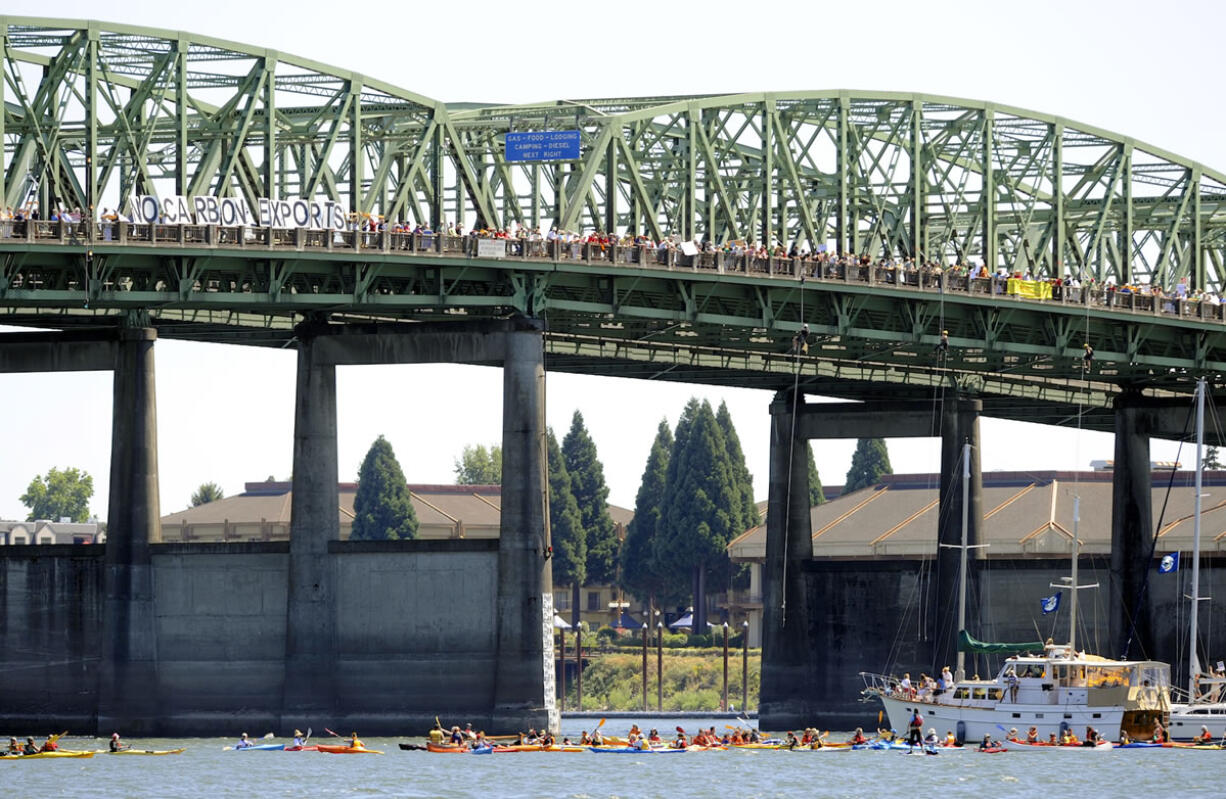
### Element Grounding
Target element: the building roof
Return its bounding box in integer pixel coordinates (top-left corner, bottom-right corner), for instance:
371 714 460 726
727 470 1226 561
161 480 632 538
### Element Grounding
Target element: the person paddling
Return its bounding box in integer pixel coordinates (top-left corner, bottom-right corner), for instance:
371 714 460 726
348 732 364 750
428 722 444 745
292 729 306 748
235 732 254 749
22 737 38 755
110 732 128 752
40 734 58 752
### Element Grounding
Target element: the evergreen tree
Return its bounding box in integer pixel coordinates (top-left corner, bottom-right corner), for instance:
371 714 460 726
843 438 893 493
621 418 672 606
191 482 225 507
453 444 502 484
547 428 586 625
655 398 740 630
1206 446 1222 471
716 400 759 531
351 435 418 540
562 411 618 586
807 443 826 506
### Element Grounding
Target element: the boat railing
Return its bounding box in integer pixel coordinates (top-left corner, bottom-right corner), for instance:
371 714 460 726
859 671 901 698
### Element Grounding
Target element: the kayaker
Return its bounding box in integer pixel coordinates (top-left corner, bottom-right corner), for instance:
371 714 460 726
784 731 799 750
7 737 19 754
578 730 590 745
647 728 661 743
40 734 58 752
1026 726 1039 743
1119 731 1131 745
589 729 604 746
348 732 364 750
1152 720 1168 742
471 731 486 749
976 734 992 751
428 722 444 745
1197 725 1213 743
671 731 687 749
109 733 125 752
850 728 868 745
235 733 254 749
449 726 464 746
292 730 306 748
1083 726 1099 746
23 737 38 755
463 723 475 742
539 731 555 747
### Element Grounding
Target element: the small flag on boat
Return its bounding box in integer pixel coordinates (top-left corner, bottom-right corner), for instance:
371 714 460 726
1041 592 1061 614
1158 553 1180 574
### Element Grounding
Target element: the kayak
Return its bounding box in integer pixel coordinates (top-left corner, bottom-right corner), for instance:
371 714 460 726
426 743 474 754
589 746 686 754
229 743 285 751
316 744 382 755
1001 740 1113 752
1165 741 1224 750
0 751 94 759
283 746 319 752
1117 742 1165 749
106 748 186 756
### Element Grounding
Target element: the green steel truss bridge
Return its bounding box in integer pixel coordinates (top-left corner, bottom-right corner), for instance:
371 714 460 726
3 17 1226 427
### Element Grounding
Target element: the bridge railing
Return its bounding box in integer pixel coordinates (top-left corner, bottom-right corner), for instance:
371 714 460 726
4 219 1226 324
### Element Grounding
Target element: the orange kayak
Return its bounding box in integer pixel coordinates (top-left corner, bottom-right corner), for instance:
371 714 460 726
316 744 383 755
426 743 470 753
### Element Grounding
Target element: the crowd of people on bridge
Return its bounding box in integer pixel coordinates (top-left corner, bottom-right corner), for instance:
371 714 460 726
7 204 1223 315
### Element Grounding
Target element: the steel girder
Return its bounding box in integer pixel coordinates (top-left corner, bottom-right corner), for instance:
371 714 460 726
2 239 1222 410
4 19 1226 292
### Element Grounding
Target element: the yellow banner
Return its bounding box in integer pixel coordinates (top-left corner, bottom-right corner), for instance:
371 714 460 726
1007 278 1052 300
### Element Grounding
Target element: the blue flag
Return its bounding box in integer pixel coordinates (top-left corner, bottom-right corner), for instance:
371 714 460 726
1158 553 1180 574
1041 592 1061 614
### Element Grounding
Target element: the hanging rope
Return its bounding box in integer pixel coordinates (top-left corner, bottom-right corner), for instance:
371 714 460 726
780 272 806 627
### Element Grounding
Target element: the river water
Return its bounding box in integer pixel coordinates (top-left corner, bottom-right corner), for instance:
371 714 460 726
4 717 1220 798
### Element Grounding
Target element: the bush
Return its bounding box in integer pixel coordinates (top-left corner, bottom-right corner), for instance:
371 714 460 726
561 650 760 712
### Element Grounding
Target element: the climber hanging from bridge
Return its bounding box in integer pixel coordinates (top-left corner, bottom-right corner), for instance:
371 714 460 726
1082 342 1094 372
791 323 810 355
935 329 949 358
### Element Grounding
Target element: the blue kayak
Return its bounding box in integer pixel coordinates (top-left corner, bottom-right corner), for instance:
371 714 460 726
232 743 285 751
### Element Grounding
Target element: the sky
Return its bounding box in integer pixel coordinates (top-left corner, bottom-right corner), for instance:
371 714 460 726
1 0 1223 521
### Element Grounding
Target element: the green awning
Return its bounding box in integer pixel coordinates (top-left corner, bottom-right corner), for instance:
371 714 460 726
957 629 1043 655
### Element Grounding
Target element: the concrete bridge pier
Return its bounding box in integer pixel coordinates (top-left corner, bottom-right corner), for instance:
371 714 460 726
1109 393 1154 660
98 327 161 734
759 390 819 730
493 328 557 733
282 328 339 728
934 397 983 677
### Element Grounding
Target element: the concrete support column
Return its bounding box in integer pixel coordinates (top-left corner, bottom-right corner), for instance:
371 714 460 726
934 397 983 675
282 331 339 724
1110 394 1153 659
493 326 556 732
760 390 818 730
98 327 161 733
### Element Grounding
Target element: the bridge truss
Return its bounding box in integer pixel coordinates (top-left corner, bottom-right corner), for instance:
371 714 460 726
4 17 1226 292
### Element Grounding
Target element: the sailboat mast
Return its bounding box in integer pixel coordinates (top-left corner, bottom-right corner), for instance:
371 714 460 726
956 440 969 683
1070 495 1080 652
1189 377 1205 698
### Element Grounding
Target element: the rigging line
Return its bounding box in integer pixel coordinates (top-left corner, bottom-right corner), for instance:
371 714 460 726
780 274 805 628
1120 399 1193 660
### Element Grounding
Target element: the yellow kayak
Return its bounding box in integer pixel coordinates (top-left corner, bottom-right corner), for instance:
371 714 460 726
0 751 94 759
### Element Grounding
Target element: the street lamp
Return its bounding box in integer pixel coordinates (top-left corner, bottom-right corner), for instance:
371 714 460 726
741 620 749 712
641 613 649 712
656 616 664 712
721 621 729 712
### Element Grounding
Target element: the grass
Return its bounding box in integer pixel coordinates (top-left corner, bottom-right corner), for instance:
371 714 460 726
558 649 759 712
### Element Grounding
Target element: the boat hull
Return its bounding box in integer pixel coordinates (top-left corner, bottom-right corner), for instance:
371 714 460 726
877 692 1125 743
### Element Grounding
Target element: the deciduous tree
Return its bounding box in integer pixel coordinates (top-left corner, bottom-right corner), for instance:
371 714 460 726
453 444 502 485
21 467 93 522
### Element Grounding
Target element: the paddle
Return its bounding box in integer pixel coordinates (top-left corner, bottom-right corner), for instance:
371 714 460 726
263 732 275 739
325 727 342 738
